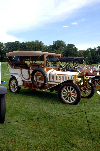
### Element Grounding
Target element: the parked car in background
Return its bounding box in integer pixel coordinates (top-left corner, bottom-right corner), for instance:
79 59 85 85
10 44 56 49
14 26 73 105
59 57 95 98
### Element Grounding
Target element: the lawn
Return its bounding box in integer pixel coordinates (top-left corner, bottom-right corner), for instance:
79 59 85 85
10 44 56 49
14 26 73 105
0 62 100 151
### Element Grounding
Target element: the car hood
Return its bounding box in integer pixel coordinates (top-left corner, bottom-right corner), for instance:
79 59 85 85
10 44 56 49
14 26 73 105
47 69 79 83
47 69 79 75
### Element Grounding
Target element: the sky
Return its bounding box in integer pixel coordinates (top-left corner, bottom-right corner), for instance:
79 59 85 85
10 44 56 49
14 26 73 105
0 0 100 50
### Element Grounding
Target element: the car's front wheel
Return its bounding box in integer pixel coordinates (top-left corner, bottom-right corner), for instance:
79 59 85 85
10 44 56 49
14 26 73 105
9 77 21 93
58 83 81 105
0 95 6 124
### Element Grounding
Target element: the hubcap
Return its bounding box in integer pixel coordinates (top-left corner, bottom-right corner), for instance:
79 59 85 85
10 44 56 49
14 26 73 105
61 86 77 103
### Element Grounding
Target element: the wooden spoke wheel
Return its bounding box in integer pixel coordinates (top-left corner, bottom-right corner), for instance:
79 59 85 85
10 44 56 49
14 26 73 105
58 83 81 105
80 83 95 98
31 68 48 89
9 77 21 93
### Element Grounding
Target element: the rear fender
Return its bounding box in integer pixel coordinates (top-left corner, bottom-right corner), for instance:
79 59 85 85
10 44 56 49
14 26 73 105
11 74 23 86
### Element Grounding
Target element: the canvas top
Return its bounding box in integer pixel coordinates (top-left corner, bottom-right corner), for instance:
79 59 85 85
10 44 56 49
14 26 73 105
6 51 61 57
59 57 84 62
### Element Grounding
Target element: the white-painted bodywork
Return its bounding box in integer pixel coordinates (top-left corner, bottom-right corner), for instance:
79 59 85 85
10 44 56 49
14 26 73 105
22 69 30 80
47 69 78 83
8 64 21 74
8 64 79 87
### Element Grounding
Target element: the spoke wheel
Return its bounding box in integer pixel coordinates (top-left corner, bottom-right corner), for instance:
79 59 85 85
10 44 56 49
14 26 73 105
31 68 48 89
81 83 95 98
58 83 81 105
9 77 21 93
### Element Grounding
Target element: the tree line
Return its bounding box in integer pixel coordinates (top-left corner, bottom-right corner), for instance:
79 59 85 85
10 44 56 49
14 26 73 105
0 40 100 64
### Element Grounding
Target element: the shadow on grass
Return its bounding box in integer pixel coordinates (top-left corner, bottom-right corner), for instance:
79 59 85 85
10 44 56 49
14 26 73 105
15 88 60 104
6 86 98 107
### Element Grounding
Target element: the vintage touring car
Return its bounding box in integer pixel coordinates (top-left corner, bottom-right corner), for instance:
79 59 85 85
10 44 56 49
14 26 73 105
90 65 100 90
59 57 95 98
6 51 93 105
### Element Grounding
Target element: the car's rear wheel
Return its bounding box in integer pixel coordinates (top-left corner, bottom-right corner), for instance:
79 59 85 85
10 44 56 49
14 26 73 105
58 83 81 105
9 77 21 93
0 95 6 124
80 83 95 98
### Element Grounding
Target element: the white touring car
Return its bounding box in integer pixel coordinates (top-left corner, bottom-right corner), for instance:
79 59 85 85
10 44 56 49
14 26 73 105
6 51 93 105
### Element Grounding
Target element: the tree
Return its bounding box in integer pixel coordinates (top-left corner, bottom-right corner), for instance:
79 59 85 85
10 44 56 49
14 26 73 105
53 40 66 56
4 41 21 53
0 42 5 62
77 50 84 57
25 40 45 51
20 42 27 51
97 46 100 63
64 44 78 57
0 40 100 63
83 47 99 64
47 40 66 56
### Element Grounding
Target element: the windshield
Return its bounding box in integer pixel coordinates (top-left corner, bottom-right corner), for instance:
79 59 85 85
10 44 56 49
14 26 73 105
46 55 59 67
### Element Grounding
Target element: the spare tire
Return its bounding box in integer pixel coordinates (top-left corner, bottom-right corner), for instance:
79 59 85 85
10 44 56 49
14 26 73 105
31 68 48 89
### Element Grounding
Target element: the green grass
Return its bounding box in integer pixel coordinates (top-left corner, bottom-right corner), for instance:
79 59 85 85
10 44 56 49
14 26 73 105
0 62 100 151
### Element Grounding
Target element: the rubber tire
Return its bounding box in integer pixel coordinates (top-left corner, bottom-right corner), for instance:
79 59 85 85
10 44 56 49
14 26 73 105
31 68 48 89
81 83 95 98
0 95 6 124
58 83 81 105
9 77 21 93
